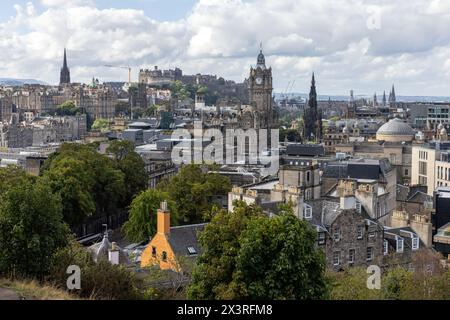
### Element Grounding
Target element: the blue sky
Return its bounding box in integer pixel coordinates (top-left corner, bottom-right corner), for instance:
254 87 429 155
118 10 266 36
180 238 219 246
0 0 197 21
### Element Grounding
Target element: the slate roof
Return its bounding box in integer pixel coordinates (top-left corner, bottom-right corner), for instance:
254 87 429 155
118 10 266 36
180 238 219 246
286 144 325 157
323 158 392 180
168 223 207 257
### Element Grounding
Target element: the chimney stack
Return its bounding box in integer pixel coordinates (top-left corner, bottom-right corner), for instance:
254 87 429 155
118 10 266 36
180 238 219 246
108 242 120 265
157 201 170 235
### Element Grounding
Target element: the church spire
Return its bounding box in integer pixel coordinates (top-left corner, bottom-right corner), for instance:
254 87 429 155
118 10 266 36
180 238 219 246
60 48 71 85
63 48 68 69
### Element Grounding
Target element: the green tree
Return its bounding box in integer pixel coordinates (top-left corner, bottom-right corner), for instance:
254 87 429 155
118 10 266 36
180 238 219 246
41 157 96 227
232 208 328 299
107 140 148 205
41 143 125 229
158 164 231 224
188 202 328 300
51 241 140 300
91 118 110 132
328 267 381 300
123 189 177 243
187 201 263 300
0 166 35 196
0 178 69 278
56 100 80 116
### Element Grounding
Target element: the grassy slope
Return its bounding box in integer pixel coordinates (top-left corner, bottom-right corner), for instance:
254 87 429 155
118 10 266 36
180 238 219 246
0 278 78 300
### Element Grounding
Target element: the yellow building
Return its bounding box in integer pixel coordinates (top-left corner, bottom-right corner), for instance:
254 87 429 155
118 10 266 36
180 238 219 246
140 202 206 272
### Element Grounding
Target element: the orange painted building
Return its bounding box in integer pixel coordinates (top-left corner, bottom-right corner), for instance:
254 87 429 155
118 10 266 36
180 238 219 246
141 202 206 272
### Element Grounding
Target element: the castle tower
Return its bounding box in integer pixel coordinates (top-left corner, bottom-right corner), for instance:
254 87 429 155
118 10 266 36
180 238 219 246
60 48 71 85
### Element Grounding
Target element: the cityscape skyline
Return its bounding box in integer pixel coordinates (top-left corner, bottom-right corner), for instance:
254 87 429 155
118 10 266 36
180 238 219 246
1 1 450 96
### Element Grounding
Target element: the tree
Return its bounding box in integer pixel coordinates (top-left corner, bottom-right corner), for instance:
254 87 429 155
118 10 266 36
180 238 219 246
56 100 80 116
91 118 109 132
188 202 328 300
41 157 96 227
51 241 140 300
0 166 35 196
328 267 381 300
41 143 126 229
123 189 177 243
0 178 69 278
107 140 148 205
231 208 328 299
187 201 263 300
158 164 231 224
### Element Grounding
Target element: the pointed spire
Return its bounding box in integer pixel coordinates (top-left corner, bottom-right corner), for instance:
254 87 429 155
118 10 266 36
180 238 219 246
60 48 71 85
63 48 68 68
312 72 315 86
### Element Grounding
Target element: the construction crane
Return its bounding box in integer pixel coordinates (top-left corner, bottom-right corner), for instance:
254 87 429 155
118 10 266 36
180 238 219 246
104 65 133 120
104 65 132 84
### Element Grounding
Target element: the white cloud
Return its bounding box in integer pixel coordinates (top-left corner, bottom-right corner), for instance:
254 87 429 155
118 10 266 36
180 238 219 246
0 0 450 96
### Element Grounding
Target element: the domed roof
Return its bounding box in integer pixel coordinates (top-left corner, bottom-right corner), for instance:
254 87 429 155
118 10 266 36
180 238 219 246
441 127 447 135
376 118 414 137
438 123 444 130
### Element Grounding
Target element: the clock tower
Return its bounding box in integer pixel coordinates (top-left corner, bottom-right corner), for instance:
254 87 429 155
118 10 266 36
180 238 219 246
248 48 275 129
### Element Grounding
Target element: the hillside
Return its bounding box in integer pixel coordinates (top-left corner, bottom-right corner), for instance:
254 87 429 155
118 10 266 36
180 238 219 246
0 279 77 300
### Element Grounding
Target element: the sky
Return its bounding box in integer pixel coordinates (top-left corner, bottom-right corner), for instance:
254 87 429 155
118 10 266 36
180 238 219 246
1 0 450 96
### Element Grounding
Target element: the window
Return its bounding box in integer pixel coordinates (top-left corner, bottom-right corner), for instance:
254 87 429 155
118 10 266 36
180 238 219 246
306 171 311 183
187 246 197 255
419 161 427 175
162 251 168 262
304 204 312 219
405 169 409 176
333 251 340 266
349 249 355 264
366 247 374 261
152 246 157 257
357 225 364 239
396 238 404 253
318 232 326 245
383 240 388 255
368 231 376 240
412 236 419 250
355 200 362 214
333 228 341 242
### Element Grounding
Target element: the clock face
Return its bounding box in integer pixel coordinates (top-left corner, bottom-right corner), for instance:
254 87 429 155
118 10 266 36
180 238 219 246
256 77 263 85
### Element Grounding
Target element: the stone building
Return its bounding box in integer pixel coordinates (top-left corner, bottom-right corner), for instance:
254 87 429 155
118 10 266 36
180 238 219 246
411 141 450 195
322 158 397 226
139 66 182 85
334 119 415 184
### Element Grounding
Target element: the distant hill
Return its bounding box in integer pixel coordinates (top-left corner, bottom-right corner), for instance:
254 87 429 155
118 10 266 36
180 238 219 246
0 78 48 86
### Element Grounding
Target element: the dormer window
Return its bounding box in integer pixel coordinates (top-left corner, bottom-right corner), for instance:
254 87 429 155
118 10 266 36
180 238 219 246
396 237 404 253
412 236 419 251
152 246 157 257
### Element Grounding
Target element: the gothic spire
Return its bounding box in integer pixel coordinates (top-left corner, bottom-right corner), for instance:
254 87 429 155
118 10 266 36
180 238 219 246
60 48 71 85
63 48 68 69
